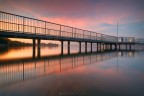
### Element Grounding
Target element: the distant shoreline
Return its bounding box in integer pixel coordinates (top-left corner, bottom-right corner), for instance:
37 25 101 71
0 38 59 48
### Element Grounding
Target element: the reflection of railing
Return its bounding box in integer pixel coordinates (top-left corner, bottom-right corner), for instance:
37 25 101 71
0 50 135 86
0 11 135 43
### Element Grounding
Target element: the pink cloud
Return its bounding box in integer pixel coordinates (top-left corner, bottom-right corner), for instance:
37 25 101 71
0 0 143 37
38 16 88 28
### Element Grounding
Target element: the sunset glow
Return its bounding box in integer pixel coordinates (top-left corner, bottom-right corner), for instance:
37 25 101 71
0 0 144 42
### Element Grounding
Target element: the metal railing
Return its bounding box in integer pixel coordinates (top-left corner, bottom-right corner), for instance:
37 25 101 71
0 11 135 43
118 37 135 43
135 38 144 43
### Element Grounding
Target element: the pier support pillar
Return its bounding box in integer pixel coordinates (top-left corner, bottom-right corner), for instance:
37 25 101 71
115 44 117 50
97 43 99 51
106 44 109 50
79 42 81 53
33 39 36 58
126 44 128 50
61 41 64 54
103 44 105 50
104 44 106 50
37 39 41 58
108 44 110 50
110 44 112 50
68 41 70 54
129 44 132 50
118 44 121 50
105 44 107 50
85 42 87 52
99 43 102 51
91 43 93 52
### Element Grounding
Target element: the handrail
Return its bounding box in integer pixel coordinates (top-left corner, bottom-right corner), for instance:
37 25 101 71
0 11 136 43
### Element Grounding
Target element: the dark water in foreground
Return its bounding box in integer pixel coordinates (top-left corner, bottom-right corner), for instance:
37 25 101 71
0 46 144 96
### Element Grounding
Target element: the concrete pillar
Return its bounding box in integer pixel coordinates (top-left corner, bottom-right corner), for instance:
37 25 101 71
119 44 121 50
79 42 81 53
61 41 64 54
33 39 36 58
126 44 128 50
85 42 87 52
97 43 99 51
129 44 132 50
115 44 117 50
37 39 41 58
105 44 107 50
91 43 93 52
108 44 110 50
99 43 102 51
103 44 105 50
106 44 109 50
68 41 70 54
104 44 106 49
110 44 112 50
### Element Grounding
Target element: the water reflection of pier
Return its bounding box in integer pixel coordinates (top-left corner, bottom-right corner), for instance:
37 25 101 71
0 50 136 86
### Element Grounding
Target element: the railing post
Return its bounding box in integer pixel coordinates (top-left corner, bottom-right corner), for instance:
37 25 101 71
74 28 76 38
83 30 84 39
23 17 25 33
90 31 91 40
45 21 46 35
72 27 73 38
133 37 135 43
35 27 36 34
100 34 102 41
60 25 61 36
96 33 97 40
18 24 19 32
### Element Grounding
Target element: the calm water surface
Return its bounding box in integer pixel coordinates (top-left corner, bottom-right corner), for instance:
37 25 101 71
0 45 144 96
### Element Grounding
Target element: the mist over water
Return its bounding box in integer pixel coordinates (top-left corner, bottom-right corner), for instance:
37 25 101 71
0 46 144 96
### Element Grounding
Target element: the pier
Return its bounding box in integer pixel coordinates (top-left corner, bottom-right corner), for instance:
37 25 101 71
0 11 144 56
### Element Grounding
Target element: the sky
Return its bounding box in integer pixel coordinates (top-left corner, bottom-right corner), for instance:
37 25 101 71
0 0 144 42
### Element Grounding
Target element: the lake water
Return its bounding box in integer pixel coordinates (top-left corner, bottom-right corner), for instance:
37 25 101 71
0 45 144 96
